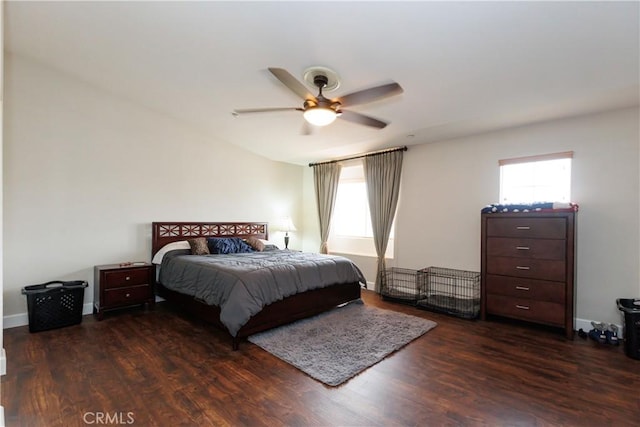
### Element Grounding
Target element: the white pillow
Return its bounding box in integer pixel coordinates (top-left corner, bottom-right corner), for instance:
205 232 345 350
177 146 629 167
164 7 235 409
152 241 191 264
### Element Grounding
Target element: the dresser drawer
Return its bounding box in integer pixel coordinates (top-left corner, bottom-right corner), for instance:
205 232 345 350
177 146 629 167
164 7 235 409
103 268 151 289
103 284 152 307
486 237 566 260
485 274 565 304
486 294 564 326
486 256 565 282
486 217 567 239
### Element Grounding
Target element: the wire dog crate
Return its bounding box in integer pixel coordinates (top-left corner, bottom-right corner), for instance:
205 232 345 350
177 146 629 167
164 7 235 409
417 267 480 319
381 267 427 303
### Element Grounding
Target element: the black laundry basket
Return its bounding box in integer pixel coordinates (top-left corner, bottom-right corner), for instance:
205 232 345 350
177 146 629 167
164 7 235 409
22 281 88 332
617 298 640 360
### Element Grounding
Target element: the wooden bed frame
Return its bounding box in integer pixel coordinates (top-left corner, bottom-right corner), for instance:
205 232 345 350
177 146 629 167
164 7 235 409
151 222 362 350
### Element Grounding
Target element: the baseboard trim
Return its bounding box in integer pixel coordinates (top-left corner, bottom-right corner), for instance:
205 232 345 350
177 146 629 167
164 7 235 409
1 299 623 338
3 303 94 329
3 296 165 329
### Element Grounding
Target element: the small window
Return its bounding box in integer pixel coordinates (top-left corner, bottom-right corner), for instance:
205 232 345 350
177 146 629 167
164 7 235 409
499 152 572 204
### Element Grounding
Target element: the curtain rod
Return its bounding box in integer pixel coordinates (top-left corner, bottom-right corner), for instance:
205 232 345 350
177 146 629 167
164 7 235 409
308 146 408 167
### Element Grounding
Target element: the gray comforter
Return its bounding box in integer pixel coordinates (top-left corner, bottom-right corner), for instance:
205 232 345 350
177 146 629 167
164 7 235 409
159 250 366 336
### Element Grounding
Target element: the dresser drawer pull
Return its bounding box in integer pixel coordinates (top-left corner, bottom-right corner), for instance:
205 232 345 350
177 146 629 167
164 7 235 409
516 226 531 230
516 266 530 270
516 304 530 310
125 293 131 298
125 276 131 281
516 246 530 250
515 286 530 291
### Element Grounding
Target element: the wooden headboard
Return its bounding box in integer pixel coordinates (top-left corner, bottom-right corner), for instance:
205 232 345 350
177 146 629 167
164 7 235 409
151 222 268 257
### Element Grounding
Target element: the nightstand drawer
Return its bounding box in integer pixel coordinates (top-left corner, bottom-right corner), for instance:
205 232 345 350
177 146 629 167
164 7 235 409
486 217 566 239
103 284 152 307
486 294 564 326
486 237 566 260
103 268 150 289
485 274 565 304
486 256 565 282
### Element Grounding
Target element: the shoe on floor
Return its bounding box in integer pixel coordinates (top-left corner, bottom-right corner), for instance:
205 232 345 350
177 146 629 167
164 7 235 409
589 321 607 344
605 324 620 346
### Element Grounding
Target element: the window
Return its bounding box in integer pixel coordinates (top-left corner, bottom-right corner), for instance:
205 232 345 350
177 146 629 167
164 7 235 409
329 162 394 257
499 152 572 204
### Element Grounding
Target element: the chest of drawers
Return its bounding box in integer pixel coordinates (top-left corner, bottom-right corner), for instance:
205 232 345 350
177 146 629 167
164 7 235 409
480 212 576 338
93 263 155 320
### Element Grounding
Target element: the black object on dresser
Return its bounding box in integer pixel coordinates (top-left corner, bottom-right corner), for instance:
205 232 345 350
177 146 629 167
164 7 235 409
481 211 576 339
93 263 155 320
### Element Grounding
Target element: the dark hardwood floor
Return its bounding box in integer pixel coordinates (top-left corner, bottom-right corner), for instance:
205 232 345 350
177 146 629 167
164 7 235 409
2 290 639 426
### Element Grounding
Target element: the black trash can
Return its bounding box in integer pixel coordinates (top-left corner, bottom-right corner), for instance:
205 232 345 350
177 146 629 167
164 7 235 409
22 281 88 332
616 298 640 360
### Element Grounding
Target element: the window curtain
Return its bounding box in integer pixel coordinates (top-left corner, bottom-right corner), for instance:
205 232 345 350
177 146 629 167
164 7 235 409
312 162 342 254
363 150 404 293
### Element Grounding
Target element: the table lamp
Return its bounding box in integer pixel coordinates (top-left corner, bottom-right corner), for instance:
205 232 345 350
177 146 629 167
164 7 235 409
282 217 297 249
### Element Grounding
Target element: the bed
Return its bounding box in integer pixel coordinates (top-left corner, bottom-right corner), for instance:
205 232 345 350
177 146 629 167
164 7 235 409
152 222 364 349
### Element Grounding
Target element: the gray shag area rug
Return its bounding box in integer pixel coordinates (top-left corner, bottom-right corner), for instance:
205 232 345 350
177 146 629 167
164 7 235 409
248 300 437 386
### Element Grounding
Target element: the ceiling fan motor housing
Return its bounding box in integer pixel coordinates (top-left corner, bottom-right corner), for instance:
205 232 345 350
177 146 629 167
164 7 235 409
313 74 329 89
304 98 341 113
309 74 341 113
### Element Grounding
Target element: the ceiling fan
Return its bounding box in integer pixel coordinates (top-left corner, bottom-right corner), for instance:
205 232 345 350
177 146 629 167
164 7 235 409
233 67 403 130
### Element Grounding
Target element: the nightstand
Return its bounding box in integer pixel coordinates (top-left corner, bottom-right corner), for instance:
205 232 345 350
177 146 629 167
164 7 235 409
93 263 155 320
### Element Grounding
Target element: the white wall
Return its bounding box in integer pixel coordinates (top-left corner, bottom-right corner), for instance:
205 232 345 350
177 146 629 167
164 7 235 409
3 53 303 318
304 107 639 326
399 107 639 326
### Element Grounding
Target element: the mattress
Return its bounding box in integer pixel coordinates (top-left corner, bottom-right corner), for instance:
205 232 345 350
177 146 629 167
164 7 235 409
159 249 366 336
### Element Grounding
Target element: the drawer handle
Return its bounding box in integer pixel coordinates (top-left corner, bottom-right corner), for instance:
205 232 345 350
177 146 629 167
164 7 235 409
516 226 530 230
125 276 131 281
125 293 131 298
516 304 530 310
515 286 530 291
516 266 530 270
516 246 530 250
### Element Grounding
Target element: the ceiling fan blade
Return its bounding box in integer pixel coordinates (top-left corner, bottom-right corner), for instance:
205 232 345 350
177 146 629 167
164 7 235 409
338 110 388 129
337 82 403 107
233 107 302 115
268 67 315 101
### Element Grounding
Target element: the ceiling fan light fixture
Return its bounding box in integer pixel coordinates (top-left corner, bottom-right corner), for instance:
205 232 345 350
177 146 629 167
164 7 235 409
303 106 337 126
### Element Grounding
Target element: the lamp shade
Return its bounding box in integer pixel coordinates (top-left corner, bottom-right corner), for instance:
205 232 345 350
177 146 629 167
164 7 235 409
303 107 337 126
281 217 297 232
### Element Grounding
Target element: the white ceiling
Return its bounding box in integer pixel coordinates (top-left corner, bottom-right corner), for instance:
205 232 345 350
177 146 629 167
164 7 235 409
5 1 639 165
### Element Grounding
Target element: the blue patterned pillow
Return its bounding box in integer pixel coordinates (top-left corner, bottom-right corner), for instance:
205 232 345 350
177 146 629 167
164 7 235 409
207 237 254 254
